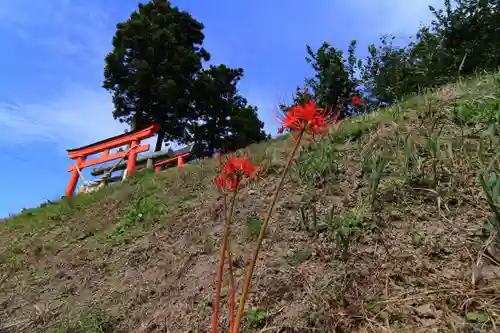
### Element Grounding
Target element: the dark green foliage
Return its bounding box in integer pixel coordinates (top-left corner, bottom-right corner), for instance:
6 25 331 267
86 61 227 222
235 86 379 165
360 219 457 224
290 0 500 114
362 0 500 104
431 0 500 76
305 40 362 115
103 0 209 150
189 65 269 157
280 41 363 119
102 0 500 157
362 35 411 105
103 0 268 154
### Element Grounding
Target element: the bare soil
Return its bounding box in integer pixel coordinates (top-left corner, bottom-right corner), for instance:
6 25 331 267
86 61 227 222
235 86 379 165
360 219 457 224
1 78 500 333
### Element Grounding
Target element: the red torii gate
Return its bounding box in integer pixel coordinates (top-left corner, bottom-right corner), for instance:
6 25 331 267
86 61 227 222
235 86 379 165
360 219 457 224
65 124 160 197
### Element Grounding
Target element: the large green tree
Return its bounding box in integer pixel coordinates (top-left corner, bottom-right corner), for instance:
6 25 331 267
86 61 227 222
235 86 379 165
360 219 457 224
305 40 362 116
361 0 500 104
362 35 412 104
279 41 362 120
103 0 210 151
428 0 500 76
188 65 269 157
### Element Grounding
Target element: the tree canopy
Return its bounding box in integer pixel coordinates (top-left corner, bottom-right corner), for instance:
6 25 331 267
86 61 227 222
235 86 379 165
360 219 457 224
280 40 364 120
280 0 500 118
103 0 210 151
189 65 269 157
305 40 361 115
103 0 268 155
360 0 500 104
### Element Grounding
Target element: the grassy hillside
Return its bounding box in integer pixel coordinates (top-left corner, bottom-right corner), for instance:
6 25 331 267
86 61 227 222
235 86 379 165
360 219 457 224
2 73 500 333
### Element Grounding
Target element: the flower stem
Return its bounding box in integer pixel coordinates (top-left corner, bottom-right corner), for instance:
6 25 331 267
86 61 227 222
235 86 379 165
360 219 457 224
211 188 239 333
232 131 304 333
226 190 238 332
227 243 236 332
211 195 228 332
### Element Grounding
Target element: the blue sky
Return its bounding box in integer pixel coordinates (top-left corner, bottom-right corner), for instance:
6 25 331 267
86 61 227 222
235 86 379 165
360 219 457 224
0 0 443 217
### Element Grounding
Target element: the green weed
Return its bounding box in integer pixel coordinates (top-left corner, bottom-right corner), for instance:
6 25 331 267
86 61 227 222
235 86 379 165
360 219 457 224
201 237 215 254
106 194 165 245
331 120 372 143
291 140 342 186
479 166 500 232
330 211 367 260
422 114 445 189
286 248 312 266
45 308 118 333
363 149 389 210
244 308 267 329
296 204 332 235
401 134 424 182
245 215 262 239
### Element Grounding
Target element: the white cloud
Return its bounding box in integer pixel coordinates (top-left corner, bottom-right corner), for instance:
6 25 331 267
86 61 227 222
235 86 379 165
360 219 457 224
0 0 112 64
0 0 172 153
0 0 137 151
343 0 444 38
0 88 167 155
0 87 126 149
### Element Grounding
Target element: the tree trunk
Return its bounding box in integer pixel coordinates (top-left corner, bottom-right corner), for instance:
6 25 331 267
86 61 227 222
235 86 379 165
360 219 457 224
207 136 216 157
154 128 166 152
131 117 137 131
131 112 142 131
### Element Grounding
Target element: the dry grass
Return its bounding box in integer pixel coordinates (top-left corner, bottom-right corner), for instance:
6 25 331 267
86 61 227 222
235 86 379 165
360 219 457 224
1 72 500 333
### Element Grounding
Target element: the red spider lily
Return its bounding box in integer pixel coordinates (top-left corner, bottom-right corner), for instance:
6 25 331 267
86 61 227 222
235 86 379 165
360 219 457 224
213 175 226 189
213 174 237 192
351 95 364 105
213 157 255 192
277 126 285 134
222 157 255 178
212 157 255 332
281 101 329 141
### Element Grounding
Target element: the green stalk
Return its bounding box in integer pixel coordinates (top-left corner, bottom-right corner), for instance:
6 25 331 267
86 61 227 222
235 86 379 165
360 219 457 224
232 130 304 333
